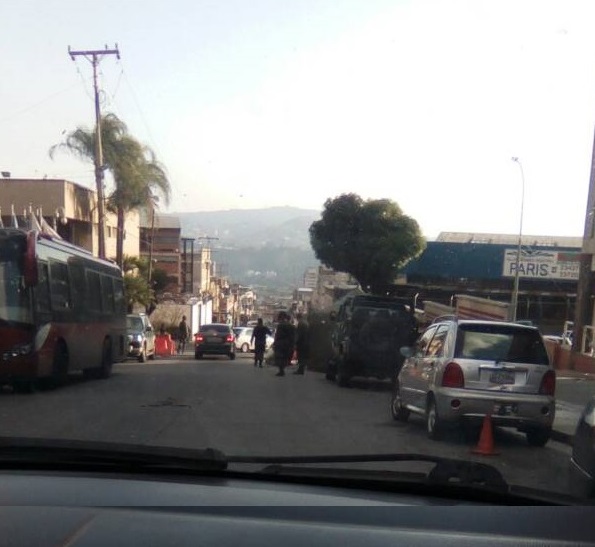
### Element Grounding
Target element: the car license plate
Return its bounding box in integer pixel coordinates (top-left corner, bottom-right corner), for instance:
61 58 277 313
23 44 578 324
489 371 515 385
493 403 517 416
207 336 221 343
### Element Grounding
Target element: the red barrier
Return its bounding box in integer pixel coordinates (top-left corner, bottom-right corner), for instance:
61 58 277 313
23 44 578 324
155 335 172 357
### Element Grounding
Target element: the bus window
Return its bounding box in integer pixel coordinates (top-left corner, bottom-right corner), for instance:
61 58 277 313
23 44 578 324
114 278 125 314
49 261 71 311
86 271 102 312
36 263 51 315
68 262 85 311
101 276 115 313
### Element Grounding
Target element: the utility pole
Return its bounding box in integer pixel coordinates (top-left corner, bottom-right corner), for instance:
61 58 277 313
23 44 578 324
68 44 120 259
573 127 595 354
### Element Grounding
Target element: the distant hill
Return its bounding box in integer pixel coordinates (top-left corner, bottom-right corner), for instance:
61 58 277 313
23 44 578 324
172 207 322 288
174 206 321 249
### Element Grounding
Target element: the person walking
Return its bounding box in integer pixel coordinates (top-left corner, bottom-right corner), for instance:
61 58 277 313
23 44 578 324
293 313 310 375
177 315 191 355
250 318 272 368
273 311 295 377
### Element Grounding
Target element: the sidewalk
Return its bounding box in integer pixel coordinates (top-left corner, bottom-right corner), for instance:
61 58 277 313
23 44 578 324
552 370 595 445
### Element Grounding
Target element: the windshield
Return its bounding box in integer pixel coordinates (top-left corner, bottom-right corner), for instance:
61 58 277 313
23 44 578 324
2 0 594 506
0 259 32 324
126 316 144 332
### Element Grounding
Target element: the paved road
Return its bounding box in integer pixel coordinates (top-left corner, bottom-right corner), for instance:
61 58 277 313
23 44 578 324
0 352 573 497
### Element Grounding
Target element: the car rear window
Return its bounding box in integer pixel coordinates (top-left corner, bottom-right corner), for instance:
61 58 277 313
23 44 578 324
200 324 231 334
454 325 549 365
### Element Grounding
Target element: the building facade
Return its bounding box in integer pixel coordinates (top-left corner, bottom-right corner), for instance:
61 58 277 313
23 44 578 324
0 178 139 258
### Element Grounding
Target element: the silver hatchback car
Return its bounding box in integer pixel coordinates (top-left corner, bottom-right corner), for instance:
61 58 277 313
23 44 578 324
391 319 556 446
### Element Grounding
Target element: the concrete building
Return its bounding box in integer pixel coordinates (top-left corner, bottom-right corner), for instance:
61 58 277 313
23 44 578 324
303 267 318 289
140 212 181 292
0 178 139 258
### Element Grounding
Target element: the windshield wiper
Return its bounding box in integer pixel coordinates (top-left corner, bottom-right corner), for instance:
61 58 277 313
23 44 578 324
0 437 227 472
227 453 508 492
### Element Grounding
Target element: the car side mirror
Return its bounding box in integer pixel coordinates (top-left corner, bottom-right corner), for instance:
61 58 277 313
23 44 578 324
146 326 153 332
400 346 414 358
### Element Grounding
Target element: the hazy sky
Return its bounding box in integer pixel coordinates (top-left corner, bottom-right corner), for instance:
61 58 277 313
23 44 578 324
2 0 595 238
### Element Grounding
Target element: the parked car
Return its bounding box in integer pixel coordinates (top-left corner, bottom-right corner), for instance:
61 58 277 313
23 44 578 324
391 319 556 446
233 327 274 353
195 324 236 360
126 313 156 363
570 397 595 499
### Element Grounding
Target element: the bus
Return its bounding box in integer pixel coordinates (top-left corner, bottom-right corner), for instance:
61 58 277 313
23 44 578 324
0 228 127 391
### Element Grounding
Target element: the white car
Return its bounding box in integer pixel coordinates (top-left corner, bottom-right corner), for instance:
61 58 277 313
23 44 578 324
233 327 274 353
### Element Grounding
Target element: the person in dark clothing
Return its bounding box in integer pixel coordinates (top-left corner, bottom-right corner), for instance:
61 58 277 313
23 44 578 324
273 311 295 377
250 318 271 368
293 313 310 375
177 315 191 355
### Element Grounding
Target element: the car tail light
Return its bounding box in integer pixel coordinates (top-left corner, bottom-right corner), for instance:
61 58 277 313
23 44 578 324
442 361 464 388
195 334 204 343
539 370 556 396
226 334 234 342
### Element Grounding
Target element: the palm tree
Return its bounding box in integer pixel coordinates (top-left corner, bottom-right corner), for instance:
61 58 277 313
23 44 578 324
50 113 171 267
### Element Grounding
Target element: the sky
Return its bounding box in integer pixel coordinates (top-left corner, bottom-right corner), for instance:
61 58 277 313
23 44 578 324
2 0 595 239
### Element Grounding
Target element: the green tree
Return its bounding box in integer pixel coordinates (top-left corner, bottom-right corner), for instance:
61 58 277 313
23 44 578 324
49 113 171 268
309 193 425 292
122 255 154 313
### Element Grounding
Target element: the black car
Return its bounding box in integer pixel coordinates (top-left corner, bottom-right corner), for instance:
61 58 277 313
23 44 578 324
570 396 595 498
195 323 236 360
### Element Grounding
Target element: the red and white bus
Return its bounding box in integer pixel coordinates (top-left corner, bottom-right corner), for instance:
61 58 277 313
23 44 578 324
0 228 126 391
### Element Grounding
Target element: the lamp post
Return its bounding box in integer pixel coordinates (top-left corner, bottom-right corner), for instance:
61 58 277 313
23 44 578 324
510 157 526 322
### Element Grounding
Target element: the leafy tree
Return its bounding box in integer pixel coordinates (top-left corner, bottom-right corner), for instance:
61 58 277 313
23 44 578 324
309 193 425 292
122 255 154 312
49 113 170 268
151 268 170 293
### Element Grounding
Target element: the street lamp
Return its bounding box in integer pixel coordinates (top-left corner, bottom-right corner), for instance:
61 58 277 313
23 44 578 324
510 157 526 322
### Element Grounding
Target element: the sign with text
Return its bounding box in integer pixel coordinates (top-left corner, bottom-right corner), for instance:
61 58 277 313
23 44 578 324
502 248 580 280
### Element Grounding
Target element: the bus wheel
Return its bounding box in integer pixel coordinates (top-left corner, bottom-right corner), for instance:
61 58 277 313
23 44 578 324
84 339 112 380
98 339 113 379
41 342 68 390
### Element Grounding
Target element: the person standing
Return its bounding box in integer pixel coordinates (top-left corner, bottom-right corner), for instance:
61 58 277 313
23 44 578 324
273 311 295 377
250 318 271 368
177 315 191 355
293 313 310 375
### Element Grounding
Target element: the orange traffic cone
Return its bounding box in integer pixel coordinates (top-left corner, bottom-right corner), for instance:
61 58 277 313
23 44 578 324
471 414 499 456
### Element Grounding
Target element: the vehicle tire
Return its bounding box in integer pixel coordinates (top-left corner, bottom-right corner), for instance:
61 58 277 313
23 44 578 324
241 343 249 353
229 352 236 360
138 344 146 363
390 380 410 422
336 356 351 387
195 352 203 360
41 341 69 389
426 396 443 440
97 338 113 379
526 426 551 447
325 358 337 381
